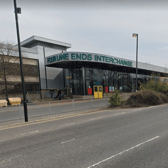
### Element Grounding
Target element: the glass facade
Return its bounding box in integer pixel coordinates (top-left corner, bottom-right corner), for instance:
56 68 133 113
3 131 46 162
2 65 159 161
64 67 150 95
64 68 83 95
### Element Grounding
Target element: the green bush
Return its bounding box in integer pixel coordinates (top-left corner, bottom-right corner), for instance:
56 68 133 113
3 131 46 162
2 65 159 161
107 77 168 108
140 78 168 94
107 90 124 107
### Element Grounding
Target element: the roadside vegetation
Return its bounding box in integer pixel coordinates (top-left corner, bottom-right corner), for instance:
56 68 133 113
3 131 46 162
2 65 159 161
107 77 168 108
107 90 124 107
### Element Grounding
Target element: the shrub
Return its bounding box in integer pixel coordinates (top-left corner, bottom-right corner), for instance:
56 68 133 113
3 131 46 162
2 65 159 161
107 90 124 107
125 89 168 107
140 78 168 94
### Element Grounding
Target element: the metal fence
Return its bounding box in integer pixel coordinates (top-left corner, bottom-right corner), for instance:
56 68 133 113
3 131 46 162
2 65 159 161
0 98 109 123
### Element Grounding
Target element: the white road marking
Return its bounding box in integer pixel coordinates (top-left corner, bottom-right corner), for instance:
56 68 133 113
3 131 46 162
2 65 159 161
88 136 159 168
115 112 125 116
0 155 22 164
61 138 75 144
60 123 75 127
89 117 102 121
15 123 75 137
15 130 39 137
29 130 39 134
89 112 126 121
159 112 168 116
15 133 26 137
42 123 75 132
133 109 142 111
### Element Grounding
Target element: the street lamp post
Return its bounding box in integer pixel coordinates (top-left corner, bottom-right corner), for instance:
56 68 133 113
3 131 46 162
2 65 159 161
13 0 28 122
132 33 138 92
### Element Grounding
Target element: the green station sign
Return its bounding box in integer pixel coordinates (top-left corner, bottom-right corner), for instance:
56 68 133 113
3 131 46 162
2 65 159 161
47 52 133 67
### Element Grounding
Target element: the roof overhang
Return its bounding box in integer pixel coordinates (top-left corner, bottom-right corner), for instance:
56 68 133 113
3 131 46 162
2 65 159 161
45 52 133 66
45 52 168 75
20 36 71 49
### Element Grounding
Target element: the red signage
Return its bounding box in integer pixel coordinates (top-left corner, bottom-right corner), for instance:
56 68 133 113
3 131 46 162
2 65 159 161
88 88 92 95
105 86 108 93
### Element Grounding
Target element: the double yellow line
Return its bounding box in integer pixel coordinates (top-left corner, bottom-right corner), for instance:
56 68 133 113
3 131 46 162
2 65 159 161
0 109 109 131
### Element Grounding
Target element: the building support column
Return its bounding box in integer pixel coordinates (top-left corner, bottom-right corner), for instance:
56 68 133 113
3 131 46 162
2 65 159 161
132 75 134 92
43 47 48 89
82 67 86 95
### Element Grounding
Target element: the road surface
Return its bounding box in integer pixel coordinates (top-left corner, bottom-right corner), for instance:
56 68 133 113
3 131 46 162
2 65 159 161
0 104 168 167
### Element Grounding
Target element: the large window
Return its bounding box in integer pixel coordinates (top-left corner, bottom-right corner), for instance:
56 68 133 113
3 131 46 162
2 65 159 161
64 67 162 95
0 55 40 96
64 68 83 95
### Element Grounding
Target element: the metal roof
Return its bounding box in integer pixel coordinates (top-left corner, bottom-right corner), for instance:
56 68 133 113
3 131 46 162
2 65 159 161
20 36 71 49
45 51 168 75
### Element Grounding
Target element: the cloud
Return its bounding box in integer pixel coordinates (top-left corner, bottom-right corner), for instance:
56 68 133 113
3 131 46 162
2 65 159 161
159 47 168 50
0 1 168 67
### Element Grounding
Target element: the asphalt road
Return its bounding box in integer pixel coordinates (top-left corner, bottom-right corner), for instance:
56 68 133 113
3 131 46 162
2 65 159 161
0 104 168 168
0 98 108 122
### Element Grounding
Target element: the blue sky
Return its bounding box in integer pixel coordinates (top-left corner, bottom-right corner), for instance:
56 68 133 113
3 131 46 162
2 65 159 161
1 0 168 67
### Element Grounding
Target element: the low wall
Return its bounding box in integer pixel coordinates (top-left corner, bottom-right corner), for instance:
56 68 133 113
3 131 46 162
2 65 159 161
26 92 41 101
0 93 24 100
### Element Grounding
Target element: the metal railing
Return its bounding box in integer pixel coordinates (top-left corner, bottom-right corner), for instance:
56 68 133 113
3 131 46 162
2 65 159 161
0 98 109 123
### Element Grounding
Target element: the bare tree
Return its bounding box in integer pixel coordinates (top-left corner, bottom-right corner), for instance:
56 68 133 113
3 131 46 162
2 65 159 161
0 42 20 98
0 42 40 101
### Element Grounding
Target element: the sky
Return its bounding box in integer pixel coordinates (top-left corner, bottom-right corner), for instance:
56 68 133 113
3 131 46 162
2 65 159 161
1 0 168 68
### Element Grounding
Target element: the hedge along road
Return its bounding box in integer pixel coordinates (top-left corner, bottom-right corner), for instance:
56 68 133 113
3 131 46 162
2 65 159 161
0 98 109 122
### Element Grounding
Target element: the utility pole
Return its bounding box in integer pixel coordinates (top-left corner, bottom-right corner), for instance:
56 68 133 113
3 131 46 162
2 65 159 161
132 33 138 92
13 0 28 122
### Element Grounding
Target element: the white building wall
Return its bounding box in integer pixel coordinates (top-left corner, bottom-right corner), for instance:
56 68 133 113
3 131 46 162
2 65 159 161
21 45 65 90
39 46 64 90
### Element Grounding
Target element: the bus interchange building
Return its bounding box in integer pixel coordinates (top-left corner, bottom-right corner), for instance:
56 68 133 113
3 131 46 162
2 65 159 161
45 51 168 95
1 35 168 97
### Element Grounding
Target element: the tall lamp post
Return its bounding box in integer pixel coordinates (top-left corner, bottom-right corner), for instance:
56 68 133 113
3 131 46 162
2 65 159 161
13 0 28 122
132 33 138 92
